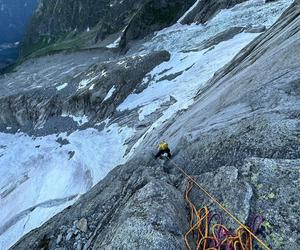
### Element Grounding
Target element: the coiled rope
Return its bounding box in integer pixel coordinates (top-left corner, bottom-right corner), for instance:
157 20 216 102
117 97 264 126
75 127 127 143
184 177 265 250
167 159 270 250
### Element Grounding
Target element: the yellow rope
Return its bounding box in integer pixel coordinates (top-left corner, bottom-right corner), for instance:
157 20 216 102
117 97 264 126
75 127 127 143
177 166 271 250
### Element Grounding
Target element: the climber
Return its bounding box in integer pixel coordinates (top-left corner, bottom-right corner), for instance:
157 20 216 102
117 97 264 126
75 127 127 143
155 141 172 159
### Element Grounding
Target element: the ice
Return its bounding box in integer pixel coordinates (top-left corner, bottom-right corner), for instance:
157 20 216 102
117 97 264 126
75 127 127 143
0 124 134 249
140 0 293 53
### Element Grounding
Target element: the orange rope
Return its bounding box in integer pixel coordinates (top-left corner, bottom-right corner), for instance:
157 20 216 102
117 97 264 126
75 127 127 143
182 175 270 250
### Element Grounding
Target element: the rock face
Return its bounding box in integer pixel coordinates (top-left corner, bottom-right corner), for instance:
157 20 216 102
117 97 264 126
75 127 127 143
0 50 170 134
188 166 253 230
10 1 300 250
21 0 196 57
241 158 300 250
180 0 247 24
10 157 188 250
118 0 196 51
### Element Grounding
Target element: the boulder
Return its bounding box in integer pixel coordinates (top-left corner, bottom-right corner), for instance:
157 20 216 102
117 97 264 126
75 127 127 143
76 218 88 233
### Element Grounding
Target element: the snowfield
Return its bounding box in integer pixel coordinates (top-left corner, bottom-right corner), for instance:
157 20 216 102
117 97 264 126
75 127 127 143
0 0 293 248
120 0 293 154
0 124 134 248
118 32 259 120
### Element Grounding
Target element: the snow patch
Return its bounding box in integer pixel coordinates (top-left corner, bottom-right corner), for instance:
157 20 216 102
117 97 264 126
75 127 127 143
78 76 98 90
89 84 95 90
56 82 68 91
119 32 259 123
103 86 116 102
138 99 166 121
0 123 135 249
62 114 89 126
177 0 201 23
106 37 121 49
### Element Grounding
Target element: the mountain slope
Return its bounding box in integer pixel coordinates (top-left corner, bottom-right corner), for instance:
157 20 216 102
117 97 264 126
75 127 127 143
21 0 196 57
179 0 248 24
1 0 298 249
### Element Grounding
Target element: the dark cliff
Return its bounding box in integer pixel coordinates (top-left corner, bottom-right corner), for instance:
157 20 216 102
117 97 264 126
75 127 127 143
21 0 196 57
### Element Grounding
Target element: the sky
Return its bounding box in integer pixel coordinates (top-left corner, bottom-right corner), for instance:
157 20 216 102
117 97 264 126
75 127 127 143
0 0 38 69
0 0 38 43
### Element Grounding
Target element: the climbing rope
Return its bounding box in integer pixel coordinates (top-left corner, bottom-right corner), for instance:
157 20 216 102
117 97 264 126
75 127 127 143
184 178 265 250
166 159 270 250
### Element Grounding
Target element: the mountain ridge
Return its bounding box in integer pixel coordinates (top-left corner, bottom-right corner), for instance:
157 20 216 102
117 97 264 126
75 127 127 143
0 0 299 249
